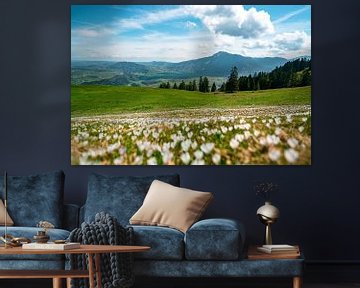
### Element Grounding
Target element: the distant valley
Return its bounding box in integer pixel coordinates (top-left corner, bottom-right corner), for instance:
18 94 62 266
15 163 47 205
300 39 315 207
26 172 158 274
71 51 302 86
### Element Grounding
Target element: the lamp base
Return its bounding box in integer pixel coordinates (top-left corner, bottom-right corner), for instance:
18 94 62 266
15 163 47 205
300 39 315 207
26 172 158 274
265 223 272 245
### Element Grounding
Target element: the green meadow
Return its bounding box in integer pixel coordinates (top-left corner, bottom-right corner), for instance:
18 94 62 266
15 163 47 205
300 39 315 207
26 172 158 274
71 86 311 117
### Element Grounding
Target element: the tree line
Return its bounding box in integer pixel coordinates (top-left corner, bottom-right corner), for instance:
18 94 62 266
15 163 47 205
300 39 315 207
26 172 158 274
159 58 311 93
225 58 311 93
159 76 217 93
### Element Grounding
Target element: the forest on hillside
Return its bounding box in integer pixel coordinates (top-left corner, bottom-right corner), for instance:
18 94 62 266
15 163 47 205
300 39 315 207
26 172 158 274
159 58 311 93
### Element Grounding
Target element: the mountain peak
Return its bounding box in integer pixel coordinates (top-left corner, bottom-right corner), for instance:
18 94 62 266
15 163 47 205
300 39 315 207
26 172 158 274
213 51 233 57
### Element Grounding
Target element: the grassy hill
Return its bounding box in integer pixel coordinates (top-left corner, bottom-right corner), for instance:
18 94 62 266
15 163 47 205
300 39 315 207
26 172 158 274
71 85 311 117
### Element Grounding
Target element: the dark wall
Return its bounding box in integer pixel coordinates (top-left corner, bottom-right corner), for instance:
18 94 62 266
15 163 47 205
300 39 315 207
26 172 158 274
0 0 359 263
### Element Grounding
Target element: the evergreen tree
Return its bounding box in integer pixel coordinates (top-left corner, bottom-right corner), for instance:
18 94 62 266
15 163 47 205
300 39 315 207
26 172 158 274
166 82 170 89
225 66 239 93
219 82 226 92
199 76 203 92
203 77 210 92
173 82 178 89
179 80 186 90
211 82 217 92
192 80 197 91
301 69 311 86
188 81 194 91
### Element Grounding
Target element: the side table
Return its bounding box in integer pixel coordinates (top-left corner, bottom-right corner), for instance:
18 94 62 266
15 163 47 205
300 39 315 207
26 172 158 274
247 245 303 288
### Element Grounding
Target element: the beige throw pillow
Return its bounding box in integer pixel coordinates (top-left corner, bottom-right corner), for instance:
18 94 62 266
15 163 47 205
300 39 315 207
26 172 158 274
0 199 14 226
130 180 213 233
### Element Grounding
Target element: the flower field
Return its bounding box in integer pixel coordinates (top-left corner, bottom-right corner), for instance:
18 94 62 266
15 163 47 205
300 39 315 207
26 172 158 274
71 105 311 165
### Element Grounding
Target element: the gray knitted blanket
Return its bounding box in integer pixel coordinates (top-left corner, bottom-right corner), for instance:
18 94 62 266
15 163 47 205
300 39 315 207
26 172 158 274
68 212 134 288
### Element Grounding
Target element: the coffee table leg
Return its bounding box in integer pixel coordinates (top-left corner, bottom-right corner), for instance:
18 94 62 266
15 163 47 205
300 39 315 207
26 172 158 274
95 253 102 288
66 277 72 288
293 276 302 288
52 278 62 288
88 253 95 288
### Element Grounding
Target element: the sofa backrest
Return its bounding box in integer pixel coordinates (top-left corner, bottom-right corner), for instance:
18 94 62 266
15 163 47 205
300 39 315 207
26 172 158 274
0 170 65 228
82 173 180 226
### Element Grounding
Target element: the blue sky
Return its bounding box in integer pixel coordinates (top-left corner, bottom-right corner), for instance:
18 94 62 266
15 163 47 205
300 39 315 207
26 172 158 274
71 5 311 62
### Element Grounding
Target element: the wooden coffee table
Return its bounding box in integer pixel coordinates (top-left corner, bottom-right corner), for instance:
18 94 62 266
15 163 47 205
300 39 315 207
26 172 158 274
0 244 150 288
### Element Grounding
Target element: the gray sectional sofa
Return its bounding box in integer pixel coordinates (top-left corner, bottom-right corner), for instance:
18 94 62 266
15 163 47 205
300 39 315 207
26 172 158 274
0 171 303 287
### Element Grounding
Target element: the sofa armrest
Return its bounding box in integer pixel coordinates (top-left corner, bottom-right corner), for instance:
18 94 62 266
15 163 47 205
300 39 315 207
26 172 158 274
63 204 80 231
184 218 245 260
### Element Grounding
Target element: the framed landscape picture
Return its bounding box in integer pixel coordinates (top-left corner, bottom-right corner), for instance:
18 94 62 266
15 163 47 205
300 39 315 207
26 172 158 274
71 4 311 165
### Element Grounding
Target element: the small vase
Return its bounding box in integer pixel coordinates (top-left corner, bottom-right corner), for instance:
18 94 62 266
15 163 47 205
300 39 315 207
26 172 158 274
33 230 50 243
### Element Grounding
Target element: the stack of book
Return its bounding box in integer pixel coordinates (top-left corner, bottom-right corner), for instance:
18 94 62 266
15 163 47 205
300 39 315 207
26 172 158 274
257 244 299 254
248 244 300 259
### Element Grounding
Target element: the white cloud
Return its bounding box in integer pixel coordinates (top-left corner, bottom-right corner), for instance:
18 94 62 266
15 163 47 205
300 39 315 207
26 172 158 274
274 6 310 24
273 31 311 52
73 27 115 38
117 7 185 30
186 5 274 38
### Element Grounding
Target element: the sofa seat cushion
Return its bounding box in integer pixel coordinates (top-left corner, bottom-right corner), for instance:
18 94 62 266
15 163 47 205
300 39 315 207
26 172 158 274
130 225 184 260
185 218 245 260
84 174 180 226
0 227 70 261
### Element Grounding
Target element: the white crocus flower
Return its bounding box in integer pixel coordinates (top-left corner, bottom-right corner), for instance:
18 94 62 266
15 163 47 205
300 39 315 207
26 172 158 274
212 153 221 165
298 126 305 133
235 134 245 142
114 157 124 165
180 152 191 164
147 157 158 165
194 150 204 160
259 137 267 146
244 131 251 140
191 159 205 165
191 141 198 150
221 126 228 134
266 135 280 145
287 138 299 148
275 127 282 136
200 143 215 154
230 138 239 149
253 130 260 137
268 148 281 161
162 151 173 164
284 149 299 163
181 139 192 152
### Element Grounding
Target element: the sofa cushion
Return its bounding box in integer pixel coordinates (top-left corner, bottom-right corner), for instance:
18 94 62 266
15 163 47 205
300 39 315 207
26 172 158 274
184 218 245 260
0 227 70 261
0 171 64 227
0 199 14 226
130 225 184 260
84 173 180 225
130 180 213 233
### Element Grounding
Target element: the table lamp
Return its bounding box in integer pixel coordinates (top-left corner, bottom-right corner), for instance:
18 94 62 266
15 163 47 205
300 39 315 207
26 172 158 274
256 201 280 245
